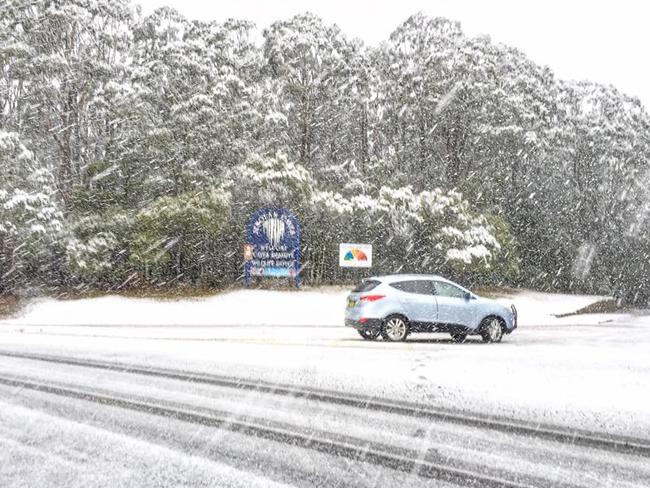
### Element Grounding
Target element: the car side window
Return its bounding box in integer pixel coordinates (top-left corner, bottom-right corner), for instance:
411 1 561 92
434 281 467 298
390 280 436 295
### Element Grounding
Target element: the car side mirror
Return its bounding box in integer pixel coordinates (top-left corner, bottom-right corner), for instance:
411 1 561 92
464 292 474 301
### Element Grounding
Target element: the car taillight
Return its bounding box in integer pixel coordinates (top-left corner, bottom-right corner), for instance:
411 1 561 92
360 294 385 302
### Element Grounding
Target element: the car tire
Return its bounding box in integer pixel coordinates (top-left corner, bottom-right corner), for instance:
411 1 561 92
480 317 504 343
381 315 409 342
358 329 380 341
450 333 467 343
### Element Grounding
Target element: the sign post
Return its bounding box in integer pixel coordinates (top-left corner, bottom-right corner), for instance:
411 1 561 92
244 207 301 288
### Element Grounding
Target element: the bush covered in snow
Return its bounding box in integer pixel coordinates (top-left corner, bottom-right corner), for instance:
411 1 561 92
65 212 135 283
131 188 231 283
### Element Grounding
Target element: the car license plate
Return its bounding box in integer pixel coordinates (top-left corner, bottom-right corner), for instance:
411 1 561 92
347 299 356 308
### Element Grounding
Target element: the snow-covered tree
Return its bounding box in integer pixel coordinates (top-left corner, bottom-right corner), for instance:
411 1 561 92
130 9 261 197
305 183 510 283
0 132 63 291
0 6 648 300
3 0 133 200
232 151 314 209
65 211 134 285
263 14 360 175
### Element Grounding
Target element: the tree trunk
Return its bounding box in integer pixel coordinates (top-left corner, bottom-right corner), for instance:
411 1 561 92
360 101 368 173
419 114 427 171
299 89 312 165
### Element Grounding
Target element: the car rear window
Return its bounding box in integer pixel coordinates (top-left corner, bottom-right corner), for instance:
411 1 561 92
389 280 436 295
352 279 381 292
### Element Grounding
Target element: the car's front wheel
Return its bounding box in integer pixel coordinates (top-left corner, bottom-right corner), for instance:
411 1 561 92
480 317 504 343
381 315 409 342
358 329 380 341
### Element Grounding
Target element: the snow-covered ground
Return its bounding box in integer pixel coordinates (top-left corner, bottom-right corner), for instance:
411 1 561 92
0 286 636 328
1 288 348 327
1 288 650 439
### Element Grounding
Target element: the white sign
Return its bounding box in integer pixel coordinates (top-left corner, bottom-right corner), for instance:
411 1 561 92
339 243 372 268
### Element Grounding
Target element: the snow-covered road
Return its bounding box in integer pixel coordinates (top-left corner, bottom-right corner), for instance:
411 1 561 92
1 289 649 487
1 351 648 488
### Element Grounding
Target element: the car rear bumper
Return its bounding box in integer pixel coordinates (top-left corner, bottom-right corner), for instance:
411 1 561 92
345 318 383 330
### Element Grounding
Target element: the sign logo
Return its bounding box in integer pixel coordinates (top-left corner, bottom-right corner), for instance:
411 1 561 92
344 248 368 262
339 243 372 268
262 217 286 247
245 207 301 287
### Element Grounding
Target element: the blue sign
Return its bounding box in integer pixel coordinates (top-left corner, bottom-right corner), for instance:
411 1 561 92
244 207 301 287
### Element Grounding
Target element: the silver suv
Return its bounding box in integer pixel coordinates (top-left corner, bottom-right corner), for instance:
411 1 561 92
345 274 517 343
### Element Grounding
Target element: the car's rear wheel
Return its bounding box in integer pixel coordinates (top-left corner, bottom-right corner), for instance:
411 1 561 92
450 333 467 343
480 317 504 343
358 329 380 341
381 315 409 342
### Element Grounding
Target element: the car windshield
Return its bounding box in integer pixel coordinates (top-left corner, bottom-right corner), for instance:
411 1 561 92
2 1 649 487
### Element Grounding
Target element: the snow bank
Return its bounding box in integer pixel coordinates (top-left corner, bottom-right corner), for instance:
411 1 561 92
494 290 613 326
1 288 348 327
0 287 616 328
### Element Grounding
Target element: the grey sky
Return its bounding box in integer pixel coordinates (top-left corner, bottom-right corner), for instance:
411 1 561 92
136 0 650 109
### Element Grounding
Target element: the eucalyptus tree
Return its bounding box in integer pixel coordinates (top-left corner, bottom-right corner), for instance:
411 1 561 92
1 0 133 200
0 131 63 291
130 8 261 199
263 13 361 178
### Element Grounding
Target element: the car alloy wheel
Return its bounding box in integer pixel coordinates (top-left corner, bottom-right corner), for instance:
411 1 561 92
382 316 408 341
481 317 503 343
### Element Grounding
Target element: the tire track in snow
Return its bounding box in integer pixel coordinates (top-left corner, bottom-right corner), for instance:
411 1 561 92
1 349 650 458
0 373 553 488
